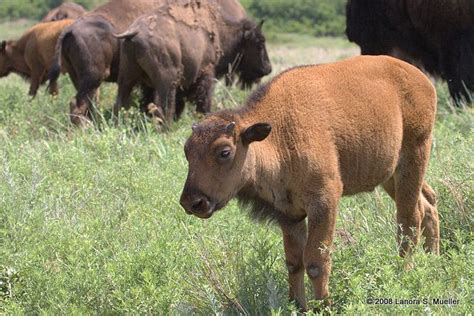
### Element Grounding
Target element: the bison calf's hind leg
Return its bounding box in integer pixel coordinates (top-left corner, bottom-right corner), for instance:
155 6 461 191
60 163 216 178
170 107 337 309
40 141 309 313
383 179 439 255
382 140 438 256
420 182 440 254
280 220 307 310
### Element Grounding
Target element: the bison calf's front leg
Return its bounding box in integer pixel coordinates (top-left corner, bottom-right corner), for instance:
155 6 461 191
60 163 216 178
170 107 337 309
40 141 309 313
281 220 307 310
304 191 339 303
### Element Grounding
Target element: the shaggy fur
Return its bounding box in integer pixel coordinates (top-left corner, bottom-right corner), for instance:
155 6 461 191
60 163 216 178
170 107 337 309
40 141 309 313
41 2 86 22
114 0 271 123
346 0 474 106
0 19 74 97
180 56 440 310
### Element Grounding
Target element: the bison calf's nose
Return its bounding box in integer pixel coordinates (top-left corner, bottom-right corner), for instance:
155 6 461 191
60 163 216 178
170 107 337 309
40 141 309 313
180 193 213 218
191 198 210 214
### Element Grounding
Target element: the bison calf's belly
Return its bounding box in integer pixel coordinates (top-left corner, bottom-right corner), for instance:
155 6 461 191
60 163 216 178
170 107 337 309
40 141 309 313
337 135 402 196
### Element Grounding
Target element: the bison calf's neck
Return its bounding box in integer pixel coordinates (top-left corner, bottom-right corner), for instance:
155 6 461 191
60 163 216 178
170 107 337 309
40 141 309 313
180 55 440 309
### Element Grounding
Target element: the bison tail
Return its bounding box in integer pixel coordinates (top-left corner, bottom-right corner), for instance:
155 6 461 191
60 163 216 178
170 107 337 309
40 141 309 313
48 26 71 86
114 30 138 40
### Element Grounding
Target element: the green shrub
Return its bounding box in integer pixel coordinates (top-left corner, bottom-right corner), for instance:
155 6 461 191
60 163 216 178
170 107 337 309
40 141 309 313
0 0 105 20
248 0 346 36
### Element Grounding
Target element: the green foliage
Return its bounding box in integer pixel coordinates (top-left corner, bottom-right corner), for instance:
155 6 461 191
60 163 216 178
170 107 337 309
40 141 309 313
247 0 346 36
0 27 472 314
0 0 104 20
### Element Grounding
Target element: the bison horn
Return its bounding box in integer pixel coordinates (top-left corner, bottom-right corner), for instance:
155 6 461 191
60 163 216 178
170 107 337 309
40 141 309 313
114 30 138 40
258 20 265 31
0 41 6 53
192 123 198 133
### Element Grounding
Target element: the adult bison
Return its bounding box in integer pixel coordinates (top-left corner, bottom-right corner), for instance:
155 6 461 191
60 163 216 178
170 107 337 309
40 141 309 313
114 0 272 123
41 2 87 22
180 56 440 309
49 0 254 125
346 0 474 106
0 19 74 97
48 0 168 125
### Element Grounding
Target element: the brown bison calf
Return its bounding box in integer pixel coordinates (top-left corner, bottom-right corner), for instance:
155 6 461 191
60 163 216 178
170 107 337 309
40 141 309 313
0 19 74 97
180 55 440 309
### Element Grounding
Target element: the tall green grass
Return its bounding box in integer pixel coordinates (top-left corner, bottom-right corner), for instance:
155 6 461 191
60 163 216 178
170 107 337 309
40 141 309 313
0 34 472 314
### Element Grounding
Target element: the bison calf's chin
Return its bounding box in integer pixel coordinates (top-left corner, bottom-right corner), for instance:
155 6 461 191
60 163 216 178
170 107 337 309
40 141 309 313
180 56 440 309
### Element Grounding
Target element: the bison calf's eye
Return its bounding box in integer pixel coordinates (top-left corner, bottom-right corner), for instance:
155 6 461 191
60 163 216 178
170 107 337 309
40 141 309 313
217 147 233 162
220 149 231 159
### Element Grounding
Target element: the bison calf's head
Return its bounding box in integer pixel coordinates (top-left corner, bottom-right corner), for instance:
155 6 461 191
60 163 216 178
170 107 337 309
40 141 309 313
180 117 271 218
238 20 272 88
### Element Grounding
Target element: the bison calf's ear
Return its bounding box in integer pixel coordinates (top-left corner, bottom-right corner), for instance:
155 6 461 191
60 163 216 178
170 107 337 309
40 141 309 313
241 123 271 145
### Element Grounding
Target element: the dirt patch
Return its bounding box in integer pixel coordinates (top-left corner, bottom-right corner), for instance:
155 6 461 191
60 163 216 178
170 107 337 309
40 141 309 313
167 0 219 35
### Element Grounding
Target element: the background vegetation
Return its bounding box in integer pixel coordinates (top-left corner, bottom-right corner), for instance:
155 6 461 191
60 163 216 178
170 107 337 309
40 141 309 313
0 0 347 36
0 18 472 313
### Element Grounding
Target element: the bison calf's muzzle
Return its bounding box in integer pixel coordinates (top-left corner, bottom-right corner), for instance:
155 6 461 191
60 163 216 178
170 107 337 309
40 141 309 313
180 190 215 219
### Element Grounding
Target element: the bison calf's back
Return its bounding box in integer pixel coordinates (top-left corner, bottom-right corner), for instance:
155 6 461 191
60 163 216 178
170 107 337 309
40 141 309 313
180 55 440 310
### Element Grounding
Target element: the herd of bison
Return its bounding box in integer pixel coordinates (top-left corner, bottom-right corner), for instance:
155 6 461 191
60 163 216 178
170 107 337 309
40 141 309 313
1 0 472 311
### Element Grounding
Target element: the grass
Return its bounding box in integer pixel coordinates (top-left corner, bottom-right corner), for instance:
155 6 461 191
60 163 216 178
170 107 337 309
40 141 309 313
0 21 473 314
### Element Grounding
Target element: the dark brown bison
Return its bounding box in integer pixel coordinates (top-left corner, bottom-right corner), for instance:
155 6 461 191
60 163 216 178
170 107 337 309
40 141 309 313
0 19 74 97
48 0 168 125
346 0 474 106
114 0 272 123
180 56 440 309
41 2 87 22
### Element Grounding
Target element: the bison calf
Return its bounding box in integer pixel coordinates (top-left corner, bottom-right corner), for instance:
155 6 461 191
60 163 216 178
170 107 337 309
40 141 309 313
0 19 74 97
180 55 440 309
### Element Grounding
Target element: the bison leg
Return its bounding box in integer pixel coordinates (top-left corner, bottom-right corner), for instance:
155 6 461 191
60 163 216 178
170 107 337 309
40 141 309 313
304 184 341 302
420 182 440 254
382 178 439 255
165 85 177 123
389 138 432 256
28 68 46 98
48 79 59 96
174 90 186 120
280 220 307 310
139 86 155 113
71 85 99 126
114 76 137 118
194 71 215 114
155 82 177 125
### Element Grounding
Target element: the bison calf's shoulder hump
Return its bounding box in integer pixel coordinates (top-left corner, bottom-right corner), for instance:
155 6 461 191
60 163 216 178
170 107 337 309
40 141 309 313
180 55 440 308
